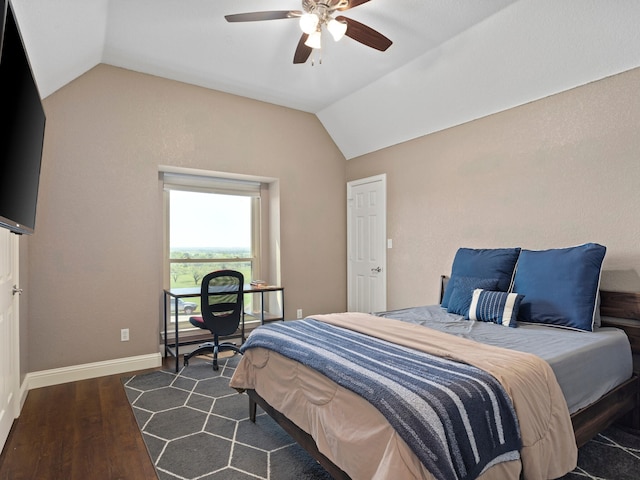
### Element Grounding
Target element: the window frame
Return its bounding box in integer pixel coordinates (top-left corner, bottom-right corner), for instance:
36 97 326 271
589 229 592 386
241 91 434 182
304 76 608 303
163 173 263 291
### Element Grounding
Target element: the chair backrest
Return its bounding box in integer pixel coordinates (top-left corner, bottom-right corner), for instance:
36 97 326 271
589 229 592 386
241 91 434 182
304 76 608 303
200 270 244 336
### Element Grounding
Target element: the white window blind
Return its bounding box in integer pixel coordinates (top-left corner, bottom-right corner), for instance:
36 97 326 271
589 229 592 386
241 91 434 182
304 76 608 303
162 172 261 197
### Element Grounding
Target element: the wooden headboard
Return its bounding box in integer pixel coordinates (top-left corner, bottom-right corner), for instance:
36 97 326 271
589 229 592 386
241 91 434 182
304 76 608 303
600 290 640 320
600 290 640 362
439 275 449 303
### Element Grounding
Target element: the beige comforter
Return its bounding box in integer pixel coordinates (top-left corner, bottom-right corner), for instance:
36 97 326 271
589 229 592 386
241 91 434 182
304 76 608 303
230 312 578 480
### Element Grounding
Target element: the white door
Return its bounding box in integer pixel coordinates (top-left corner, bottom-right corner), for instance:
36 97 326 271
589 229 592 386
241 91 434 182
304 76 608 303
0 228 20 451
347 174 387 313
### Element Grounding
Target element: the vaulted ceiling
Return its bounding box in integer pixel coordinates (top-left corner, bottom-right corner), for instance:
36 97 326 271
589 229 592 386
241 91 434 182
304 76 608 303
10 0 640 159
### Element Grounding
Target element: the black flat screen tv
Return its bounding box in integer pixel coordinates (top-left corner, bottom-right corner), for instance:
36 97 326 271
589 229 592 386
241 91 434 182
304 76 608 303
0 0 46 235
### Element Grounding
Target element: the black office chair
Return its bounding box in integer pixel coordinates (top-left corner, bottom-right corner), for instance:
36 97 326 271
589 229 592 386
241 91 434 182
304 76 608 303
183 270 244 371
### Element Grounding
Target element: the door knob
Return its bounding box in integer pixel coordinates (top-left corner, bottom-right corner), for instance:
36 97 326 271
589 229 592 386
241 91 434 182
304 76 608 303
12 285 23 296
371 266 382 273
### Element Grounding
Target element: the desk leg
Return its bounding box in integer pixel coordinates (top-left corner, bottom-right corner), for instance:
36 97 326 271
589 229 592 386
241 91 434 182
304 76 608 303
174 300 180 372
241 310 245 343
163 294 168 358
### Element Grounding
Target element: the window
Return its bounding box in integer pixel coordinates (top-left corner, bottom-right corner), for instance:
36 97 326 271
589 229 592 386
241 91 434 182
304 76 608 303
163 172 262 324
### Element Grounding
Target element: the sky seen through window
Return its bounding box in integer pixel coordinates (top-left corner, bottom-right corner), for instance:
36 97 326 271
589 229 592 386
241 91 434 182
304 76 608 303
170 190 251 250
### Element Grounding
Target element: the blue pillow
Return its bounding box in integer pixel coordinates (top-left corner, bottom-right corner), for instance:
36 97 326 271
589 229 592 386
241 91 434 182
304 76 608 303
446 276 499 316
441 247 521 308
468 289 524 327
512 243 606 332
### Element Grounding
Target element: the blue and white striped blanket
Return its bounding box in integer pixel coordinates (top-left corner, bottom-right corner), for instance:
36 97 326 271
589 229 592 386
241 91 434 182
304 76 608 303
240 318 522 480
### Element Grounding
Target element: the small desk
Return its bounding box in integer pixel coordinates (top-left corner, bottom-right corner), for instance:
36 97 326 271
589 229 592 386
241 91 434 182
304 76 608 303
163 285 284 372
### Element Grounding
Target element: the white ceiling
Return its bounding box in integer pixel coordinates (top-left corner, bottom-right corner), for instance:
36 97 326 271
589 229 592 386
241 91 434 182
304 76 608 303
10 0 640 159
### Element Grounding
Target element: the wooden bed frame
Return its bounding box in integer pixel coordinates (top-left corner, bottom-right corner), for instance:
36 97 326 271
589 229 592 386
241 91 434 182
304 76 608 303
245 289 640 479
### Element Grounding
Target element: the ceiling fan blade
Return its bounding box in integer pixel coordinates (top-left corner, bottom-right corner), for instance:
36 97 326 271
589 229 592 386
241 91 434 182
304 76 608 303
293 34 313 64
337 0 372 11
225 11 302 22
336 15 392 52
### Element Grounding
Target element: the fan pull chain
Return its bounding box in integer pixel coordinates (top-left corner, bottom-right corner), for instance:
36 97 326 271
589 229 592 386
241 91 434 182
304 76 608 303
311 49 322 66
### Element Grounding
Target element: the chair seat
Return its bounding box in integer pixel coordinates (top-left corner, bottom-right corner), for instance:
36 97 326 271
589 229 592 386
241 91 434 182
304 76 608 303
189 314 233 330
189 316 205 329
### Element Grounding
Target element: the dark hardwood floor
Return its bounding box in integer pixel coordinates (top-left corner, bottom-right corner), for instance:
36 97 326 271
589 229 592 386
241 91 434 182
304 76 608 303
0 359 170 480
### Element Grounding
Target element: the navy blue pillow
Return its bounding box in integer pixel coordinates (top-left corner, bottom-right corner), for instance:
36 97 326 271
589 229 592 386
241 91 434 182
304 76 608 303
446 276 499 316
441 247 521 308
513 243 606 332
468 289 524 327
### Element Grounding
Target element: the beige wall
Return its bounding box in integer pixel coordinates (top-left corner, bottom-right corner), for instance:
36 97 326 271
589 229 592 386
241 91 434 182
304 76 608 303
26 65 347 373
347 67 640 309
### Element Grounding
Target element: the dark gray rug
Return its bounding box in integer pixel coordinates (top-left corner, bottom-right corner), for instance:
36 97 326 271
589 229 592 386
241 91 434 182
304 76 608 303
123 356 640 479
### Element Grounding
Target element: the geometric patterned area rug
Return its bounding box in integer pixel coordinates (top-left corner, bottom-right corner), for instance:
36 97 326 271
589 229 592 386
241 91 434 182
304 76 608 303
123 355 640 480
123 354 332 480
559 426 640 480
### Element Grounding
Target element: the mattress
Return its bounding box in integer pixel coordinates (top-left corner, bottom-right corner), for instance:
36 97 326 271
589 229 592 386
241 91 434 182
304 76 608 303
376 305 633 413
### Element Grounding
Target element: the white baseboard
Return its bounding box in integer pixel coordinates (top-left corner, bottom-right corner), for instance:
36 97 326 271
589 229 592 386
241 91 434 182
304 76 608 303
21 353 163 398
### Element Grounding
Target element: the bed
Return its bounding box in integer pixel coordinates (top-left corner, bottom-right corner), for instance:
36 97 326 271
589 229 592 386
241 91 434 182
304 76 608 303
229 245 640 480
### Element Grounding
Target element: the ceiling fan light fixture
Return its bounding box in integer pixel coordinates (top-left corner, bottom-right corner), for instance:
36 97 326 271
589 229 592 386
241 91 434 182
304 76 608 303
299 13 319 34
225 0 393 65
304 30 322 49
327 18 347 42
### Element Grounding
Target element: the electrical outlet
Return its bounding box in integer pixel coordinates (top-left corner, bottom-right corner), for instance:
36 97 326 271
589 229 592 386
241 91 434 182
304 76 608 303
121 328 129 342
296 309 303 319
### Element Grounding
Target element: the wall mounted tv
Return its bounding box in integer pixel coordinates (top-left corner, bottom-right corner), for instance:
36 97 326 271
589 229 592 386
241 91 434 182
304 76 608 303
0 0 46 235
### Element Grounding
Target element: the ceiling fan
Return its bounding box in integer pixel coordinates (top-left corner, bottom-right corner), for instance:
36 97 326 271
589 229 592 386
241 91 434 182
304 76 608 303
225 0 392 64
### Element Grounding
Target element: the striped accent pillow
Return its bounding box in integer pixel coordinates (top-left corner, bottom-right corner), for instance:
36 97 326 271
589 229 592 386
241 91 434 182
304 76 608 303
468 289 524 327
